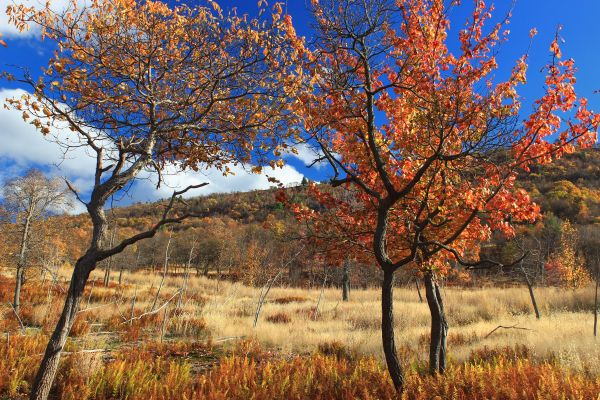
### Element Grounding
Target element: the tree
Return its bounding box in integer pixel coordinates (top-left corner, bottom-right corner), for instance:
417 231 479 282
1 169 71 314
545 221 590 289
342 257 351 301
291 0 598 391
578 224 600 336
5 1 304 398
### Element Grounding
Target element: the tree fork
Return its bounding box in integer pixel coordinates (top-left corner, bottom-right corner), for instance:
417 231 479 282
424 271 448 374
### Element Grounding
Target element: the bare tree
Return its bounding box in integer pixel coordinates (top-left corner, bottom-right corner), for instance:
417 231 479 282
1 169 71 314
342 258 350 301
577 225 600 336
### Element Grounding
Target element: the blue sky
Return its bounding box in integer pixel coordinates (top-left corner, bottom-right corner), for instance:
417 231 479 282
1 0 599 212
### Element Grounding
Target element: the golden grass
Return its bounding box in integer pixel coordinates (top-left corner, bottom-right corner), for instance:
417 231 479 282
36 269 600 369
1 266 599 398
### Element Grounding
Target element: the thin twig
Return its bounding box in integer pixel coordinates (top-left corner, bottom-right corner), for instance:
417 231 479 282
9 303 25 331
121 290 181 325
77 301 117 314
484 324 534 339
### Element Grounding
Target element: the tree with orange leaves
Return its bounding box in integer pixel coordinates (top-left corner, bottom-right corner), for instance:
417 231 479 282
289 0 599 391
545 220 590 289
4 0 304 398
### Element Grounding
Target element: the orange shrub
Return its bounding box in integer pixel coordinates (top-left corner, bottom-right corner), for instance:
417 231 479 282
265 312 292 324
272 296 307 304
1 337 600 400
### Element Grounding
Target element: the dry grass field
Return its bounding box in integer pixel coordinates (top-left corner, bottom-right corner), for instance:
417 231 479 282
1 267 599 399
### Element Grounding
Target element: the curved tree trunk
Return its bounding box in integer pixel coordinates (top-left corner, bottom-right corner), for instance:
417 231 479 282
521 262 540 319
14 212 33 314
14 265 24 314
415 278 423 303
525 279 540 320
435 280 448 373
381 269 404 392
594 271 599 337
29 257 94 400
424 272 448 374
342 259 350 302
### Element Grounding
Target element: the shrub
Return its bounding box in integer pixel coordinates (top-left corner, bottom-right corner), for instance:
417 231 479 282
317 341 356 362
265 312 292 324
272 296 307 304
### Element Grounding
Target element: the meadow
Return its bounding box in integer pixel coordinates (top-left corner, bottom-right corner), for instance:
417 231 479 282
1 267 599 399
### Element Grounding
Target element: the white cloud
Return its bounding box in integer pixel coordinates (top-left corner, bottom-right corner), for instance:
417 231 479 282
285 142 329 169
0 88 96 175
0 87 304 211
135 163 303 202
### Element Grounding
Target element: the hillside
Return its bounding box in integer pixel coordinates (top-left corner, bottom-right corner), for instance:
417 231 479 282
114 147 600 230
520 147 600 224
2 148 600 289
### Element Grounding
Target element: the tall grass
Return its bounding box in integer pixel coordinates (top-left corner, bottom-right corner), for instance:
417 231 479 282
0 267 598 399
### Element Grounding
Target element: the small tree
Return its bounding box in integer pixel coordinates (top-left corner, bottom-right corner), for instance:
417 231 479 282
293 0 599 391
5 1 304 398
1 169 71 313
545 221 590 289
578 224 600 336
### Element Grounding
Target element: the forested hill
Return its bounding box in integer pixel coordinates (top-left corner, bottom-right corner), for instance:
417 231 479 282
3 148 600 287
519 147 600 225
114 146 600 228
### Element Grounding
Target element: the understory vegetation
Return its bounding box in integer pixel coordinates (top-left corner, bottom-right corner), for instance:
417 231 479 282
1 268 598 399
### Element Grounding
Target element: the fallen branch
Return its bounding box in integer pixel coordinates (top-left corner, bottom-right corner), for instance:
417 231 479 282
121 290 181 325
253 270 283 328
62 349 109 355
212 336 246 343
484 324 534 339
34 348 110 357
77 301 117 314
8 303 25 331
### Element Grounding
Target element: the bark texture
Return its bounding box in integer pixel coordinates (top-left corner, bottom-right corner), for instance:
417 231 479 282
381 269 404 391
424 272 448 374
30 257 94 400
342 259 350 302
594 273 599 337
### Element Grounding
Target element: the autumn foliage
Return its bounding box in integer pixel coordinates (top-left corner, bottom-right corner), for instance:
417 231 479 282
1 336 599 400
291 0 599 273
545 221 591 289
1 0 600 398
5 0 306 172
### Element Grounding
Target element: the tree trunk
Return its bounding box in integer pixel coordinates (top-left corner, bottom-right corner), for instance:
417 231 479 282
521 263 540 319
381 269 404 392
118 265 124 286
415 278 423 303
103 229 116 286
30 257 94 400
594 272 599 337
342 259 350 302
177 243 195 310
424 272 448 374
525 278 540 320
14 265 24 314
435 280 448 373
14 212 33 313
